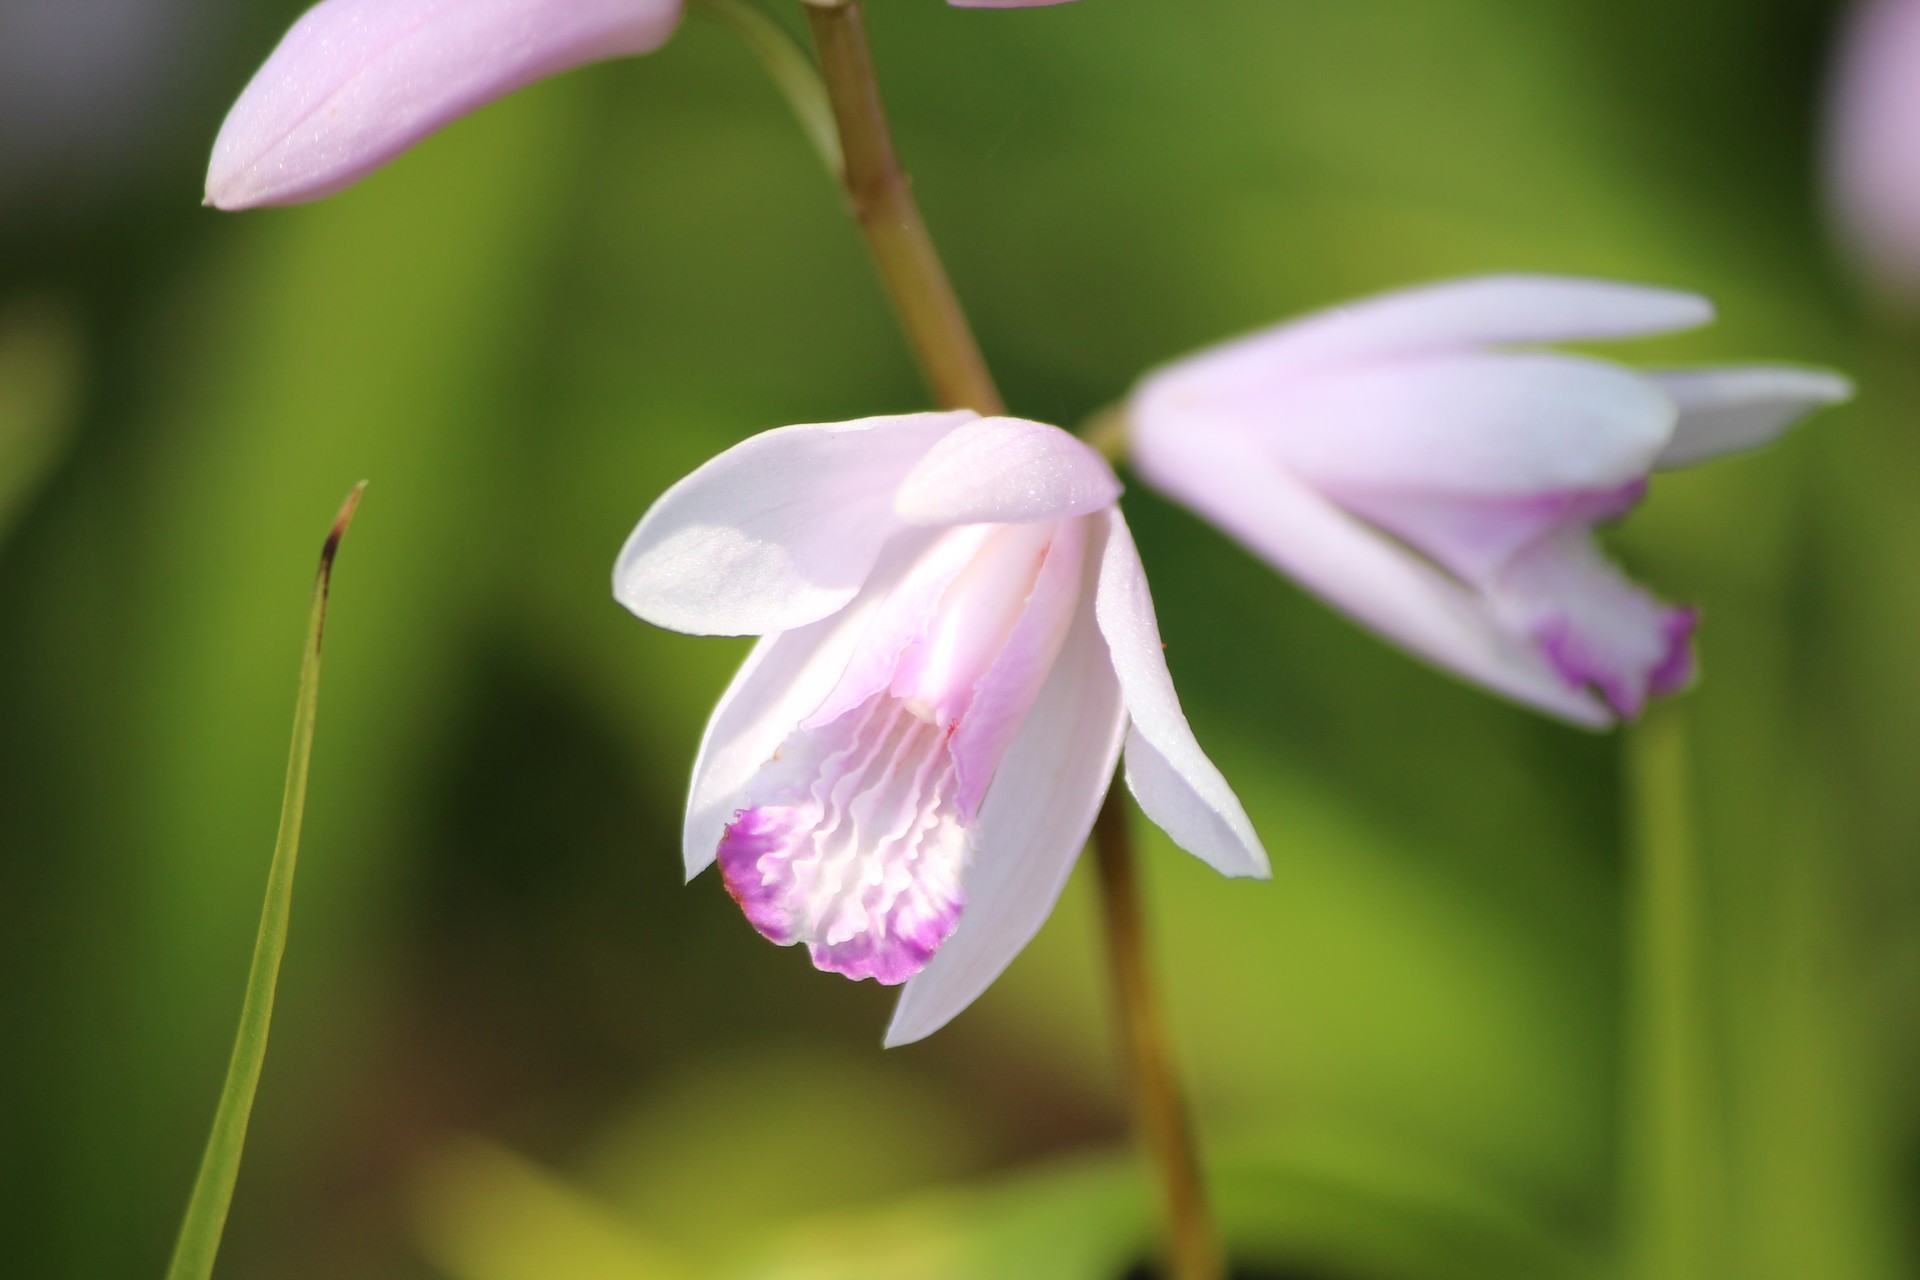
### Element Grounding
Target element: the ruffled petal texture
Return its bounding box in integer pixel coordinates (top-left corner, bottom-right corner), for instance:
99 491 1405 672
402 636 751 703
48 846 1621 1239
207 0 684 209
1128 275 1848 726
619 411 1264 1039
887 536 1126 1045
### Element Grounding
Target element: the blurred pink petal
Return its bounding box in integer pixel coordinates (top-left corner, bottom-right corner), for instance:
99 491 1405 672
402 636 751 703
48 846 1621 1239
1129 276 1849 726
619 412 1263 1034
1827 0 1920 300
1649 367 1855 468
206 0 682 209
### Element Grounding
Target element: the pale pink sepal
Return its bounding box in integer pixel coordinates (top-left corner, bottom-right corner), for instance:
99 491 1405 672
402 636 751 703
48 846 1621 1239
1648 367 1854 468
1134 425 1613 727
1826 0 1920 299
207 0 683 209
615 412 974 637
1247 351 1675 497
1128 275 1848 727
1094 510 1269 879
1160 276 1712 388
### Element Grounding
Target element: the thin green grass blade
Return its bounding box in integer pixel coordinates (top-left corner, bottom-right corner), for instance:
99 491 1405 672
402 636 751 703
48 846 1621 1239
164 483 366 1280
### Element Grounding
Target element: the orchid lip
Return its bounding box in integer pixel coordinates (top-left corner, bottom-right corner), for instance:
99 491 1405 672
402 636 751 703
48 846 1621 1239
714 518 1088 984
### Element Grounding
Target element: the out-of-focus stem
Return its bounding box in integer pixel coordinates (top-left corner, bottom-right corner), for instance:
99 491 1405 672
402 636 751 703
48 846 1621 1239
801 0 1002 413
1622 704 1724 1279
1093 791 1225 1280
690 0 843 176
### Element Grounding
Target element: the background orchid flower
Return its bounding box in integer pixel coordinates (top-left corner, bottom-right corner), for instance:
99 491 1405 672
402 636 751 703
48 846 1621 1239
207 0 1075 210
1126 275 1851 728
1826 0 1920 302
613 410 1267 1044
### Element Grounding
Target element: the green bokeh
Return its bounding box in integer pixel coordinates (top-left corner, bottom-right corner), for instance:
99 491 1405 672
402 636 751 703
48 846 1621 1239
0 1 1910 1277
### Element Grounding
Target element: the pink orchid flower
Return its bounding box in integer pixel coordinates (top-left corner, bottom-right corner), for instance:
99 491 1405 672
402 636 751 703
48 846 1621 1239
1126 275 1850 728
613 411 1266 1044
206 0 1073 211
1827 0 1920 300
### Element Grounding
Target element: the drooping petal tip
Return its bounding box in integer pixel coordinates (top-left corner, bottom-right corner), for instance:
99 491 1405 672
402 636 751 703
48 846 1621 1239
1094 510 1269 879
206 0 684 210
1651 366 1853 469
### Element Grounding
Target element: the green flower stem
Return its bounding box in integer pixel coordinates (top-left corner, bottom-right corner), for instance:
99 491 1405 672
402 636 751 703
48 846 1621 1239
1093 792 1226 1280
689 0 843 178
1622 703 1725 1279
793 4 1220 1274
164 484 365 1280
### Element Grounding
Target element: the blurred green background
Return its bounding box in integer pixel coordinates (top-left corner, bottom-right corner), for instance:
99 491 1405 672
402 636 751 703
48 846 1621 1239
2 0 1913 1276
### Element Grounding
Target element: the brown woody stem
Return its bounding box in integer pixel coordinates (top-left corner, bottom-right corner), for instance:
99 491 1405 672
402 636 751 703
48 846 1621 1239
799 5 1220 1274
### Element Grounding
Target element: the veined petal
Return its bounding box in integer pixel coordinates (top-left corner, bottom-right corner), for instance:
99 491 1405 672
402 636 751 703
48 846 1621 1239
615 412 975 637
893 416 1121 527
885 549 1126 1046
207 0 683 209
682 571 904 881
1139 275 1713 393
1129 425 1612 727
718 695 969 985
1093 509 1269 879
1240 352 1677 496
1648 366 1853 468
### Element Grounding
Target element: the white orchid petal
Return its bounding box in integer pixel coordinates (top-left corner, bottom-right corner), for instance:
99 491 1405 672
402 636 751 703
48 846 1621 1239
1648 366 1852 468
893 416 1122 526
1142 276 1713 392
1093 509 1269 879
1130 427 1613 728
1158 352 1676 497
885 547 1126 1046
614 412 974 636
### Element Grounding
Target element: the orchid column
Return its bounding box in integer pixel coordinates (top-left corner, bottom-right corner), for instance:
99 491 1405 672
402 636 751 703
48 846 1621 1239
798 2 1227 1274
